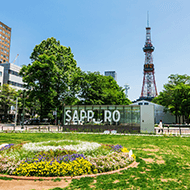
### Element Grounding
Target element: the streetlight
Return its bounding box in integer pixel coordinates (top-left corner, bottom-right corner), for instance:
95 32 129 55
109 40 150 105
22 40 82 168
14 97 18 129
62 99 65 126
21 90 26 129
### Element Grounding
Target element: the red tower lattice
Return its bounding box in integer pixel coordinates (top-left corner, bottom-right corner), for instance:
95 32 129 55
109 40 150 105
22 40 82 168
140 20 157 100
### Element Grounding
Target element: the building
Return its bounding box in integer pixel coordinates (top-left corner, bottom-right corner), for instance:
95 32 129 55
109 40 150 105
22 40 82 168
0 21 11 63
131 100 175 124
0 65 4 86
104 71 117 81
0 63 24 90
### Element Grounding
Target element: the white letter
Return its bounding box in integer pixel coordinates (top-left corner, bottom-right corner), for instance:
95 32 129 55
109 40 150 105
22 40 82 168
66 110 71 122
72 110 79 121
113 110 120 122
80 110 87 121
104 110 112 122
87 110 94 122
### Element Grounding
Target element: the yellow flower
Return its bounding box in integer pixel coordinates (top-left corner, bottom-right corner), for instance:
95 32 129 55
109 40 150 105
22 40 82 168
121 147 129 153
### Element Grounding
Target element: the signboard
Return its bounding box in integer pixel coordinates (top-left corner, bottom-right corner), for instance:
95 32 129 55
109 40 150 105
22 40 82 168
65 109 120 123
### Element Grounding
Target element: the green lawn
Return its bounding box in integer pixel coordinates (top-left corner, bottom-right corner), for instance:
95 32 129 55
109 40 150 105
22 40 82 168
0 132 189 189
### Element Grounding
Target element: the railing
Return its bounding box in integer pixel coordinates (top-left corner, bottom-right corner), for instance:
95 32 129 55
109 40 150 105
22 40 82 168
0 124 140 134
0 125 61 132
155 124 190 135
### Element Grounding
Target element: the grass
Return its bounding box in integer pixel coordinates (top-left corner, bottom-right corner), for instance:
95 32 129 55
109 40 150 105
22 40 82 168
0 132 189 189
0 176 13 180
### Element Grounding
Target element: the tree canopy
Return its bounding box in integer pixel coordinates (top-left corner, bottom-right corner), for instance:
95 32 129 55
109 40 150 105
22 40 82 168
0 84 17 122
20 37 81 120
152 74 190 123
77 71 131 105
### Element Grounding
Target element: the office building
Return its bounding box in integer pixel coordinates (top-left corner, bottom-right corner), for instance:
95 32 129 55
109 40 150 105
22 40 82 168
0 21 11 63
1 63 24 90
104 71 117 81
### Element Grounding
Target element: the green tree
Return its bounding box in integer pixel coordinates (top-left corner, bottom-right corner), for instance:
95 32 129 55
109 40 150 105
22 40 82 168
0 84 17 122
78 71 131 105
20 37 81 120
152 74 190 123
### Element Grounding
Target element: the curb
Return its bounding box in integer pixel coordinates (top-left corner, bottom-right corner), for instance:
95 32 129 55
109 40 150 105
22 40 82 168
0 161 139 181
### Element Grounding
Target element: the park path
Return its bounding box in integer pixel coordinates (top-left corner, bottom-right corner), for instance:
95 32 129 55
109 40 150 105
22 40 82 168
0 179 71 190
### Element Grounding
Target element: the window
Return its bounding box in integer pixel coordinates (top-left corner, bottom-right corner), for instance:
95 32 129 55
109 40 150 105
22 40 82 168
0 29 1 32
138 103 143 105
8 80 23 88
144 102 149 105
0 71 2 77
3 30 5 34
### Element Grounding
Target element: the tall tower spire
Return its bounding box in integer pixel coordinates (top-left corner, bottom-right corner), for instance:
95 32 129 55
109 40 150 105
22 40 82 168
140 14 158 101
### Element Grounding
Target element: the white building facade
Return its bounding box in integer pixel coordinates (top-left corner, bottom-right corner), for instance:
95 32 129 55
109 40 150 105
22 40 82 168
0 63 24 90
131 100 175 124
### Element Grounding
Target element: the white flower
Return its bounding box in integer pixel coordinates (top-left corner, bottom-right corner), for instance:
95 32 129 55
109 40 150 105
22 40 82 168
0 144 9 149
22 140 101 152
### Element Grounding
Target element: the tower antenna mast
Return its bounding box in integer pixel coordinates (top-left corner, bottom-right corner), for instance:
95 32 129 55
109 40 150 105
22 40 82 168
140 13 158 101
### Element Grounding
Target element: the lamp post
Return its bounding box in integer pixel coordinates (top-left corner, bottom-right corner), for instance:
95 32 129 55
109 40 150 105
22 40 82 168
21 90 26 129
14 97 18 129
62 99 65 126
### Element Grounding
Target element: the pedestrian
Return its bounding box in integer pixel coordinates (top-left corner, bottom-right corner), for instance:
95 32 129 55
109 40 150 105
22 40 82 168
158 120 163 134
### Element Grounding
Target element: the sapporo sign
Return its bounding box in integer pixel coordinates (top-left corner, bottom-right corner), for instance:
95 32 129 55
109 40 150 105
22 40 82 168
65 110 120 123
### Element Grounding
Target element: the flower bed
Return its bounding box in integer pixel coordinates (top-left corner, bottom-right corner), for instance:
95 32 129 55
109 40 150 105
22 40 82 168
0 140 136 177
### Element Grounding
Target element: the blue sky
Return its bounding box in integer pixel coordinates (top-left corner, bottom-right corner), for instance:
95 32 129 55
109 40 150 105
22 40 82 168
1 0 190 101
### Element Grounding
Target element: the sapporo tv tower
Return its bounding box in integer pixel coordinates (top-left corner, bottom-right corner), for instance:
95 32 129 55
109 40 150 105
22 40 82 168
139 13 158 101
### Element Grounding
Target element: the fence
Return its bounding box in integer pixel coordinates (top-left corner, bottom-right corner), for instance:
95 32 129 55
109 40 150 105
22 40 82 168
0 124 140 133
155 124 190 135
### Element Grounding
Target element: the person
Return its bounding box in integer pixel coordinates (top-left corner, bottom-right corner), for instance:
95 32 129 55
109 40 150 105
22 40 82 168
158 120 163 134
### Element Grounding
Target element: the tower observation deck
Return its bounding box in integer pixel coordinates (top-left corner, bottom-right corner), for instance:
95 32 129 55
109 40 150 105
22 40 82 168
140 15 157 101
